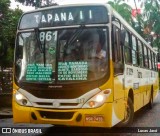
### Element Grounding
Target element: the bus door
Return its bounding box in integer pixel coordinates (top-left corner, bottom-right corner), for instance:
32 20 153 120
112 24 125 100
111 23 126 122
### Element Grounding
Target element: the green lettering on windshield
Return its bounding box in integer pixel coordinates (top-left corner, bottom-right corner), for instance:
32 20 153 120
58 61 88 81
26 64 52 81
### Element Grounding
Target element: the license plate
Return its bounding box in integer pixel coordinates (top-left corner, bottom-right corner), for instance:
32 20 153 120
85 115 104 122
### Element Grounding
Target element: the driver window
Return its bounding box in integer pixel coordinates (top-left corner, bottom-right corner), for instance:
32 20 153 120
81 29 107 79
82 29 106 60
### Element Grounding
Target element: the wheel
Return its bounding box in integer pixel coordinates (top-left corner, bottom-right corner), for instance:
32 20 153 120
118 97 134 127
147 91 153 109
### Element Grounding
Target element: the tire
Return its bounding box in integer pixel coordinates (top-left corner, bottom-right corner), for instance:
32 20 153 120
118 97 134 127
147 91 153 109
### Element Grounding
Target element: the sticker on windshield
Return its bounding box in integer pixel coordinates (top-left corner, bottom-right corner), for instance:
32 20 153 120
58 62 88 81
49 47 56 55
26 64 52 81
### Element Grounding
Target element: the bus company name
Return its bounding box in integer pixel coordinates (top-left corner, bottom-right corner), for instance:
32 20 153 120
34 10 93 23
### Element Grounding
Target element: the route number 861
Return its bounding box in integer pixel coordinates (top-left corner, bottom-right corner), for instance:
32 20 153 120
39 31 57 42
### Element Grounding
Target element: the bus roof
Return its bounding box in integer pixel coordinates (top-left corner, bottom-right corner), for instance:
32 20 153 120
23 3 107 14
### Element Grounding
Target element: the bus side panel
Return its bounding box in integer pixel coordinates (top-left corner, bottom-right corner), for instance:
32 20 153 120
112 99 125 126
134 91 143 111
113 76 125 124
153 74 159 100
114 76 124 100
143 90 150 106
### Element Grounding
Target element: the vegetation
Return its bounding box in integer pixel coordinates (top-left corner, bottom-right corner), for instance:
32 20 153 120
0 0 23 69
108 0 160 49
15 0 58 8
107 0 133 25
143 0 160 48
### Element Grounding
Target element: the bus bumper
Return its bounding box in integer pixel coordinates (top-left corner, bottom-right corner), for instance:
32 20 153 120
13 101 122 127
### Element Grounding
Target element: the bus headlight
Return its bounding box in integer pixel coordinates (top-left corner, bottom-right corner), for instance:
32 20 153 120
14 91 32 106
96 94 104 102
82 89 111 108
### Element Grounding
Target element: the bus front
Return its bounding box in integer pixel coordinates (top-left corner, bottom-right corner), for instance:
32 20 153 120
13 4 121 127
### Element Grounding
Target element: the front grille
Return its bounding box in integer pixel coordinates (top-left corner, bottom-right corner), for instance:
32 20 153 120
36 102 53 106
39 111 75 119
35 102 79 107
60 103 79 106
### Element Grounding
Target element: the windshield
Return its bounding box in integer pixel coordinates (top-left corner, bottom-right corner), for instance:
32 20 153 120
15 27 109 84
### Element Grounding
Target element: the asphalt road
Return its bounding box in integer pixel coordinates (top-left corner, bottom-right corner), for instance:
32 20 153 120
0 92 160 136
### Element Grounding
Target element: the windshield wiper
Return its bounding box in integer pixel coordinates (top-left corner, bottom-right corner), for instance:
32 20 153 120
34 28 46 67
63 25 85 60
68 25 85 46
34 28 43 53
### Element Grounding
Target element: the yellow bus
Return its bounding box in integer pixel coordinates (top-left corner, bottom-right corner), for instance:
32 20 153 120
12 3 159 127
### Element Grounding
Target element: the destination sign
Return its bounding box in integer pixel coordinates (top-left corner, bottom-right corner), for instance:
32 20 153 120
58 62 88 81
19 5 109 29
26 64 52 81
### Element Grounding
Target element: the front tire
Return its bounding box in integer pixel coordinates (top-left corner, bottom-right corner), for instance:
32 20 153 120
118 97 134 127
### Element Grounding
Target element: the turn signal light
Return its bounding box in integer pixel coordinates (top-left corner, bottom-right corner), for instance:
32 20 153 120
89 101 95 108
103 89 111 94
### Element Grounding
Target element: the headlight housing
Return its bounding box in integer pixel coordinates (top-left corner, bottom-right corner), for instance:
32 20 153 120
82 89 111 108
14 91 32 107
